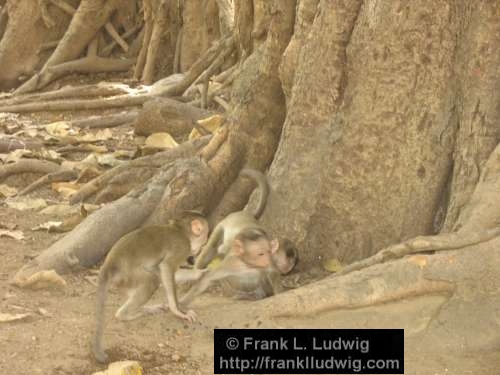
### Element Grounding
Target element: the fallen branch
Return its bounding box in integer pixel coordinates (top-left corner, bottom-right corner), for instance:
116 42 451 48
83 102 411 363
0 159 62 181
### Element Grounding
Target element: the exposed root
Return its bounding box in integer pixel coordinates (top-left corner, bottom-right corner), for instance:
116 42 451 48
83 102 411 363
69 136 210 204
338 227 500 276
183 40 236 97
47 56 134 76
142 0 168 84
104 22 129 52
101 24 141 57
18 169 78 196
0 83 133 107
0 94 148 113
0 159 62 181
134 0 153 80
71 111 139 129
0 137 43 153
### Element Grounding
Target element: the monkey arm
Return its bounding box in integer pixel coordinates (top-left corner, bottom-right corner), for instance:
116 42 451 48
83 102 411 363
175 268 209 283
159 261 196 322
194 225 224 269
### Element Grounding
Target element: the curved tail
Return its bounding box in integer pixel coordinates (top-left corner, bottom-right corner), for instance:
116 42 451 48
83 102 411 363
240 169 269 219
92 271 110 363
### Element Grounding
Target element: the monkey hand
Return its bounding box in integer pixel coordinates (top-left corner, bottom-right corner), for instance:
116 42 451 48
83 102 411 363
93 348 109 364
172 308 197 323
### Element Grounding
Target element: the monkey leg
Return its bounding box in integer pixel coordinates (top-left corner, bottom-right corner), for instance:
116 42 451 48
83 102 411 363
115 273 159 321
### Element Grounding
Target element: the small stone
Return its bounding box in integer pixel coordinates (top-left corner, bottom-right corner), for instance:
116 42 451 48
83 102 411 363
171 354 181 362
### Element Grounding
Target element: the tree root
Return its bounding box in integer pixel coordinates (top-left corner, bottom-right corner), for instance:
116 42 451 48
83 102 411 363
338 227 500 276
71 111 139 129
18 169 77 196
0 159 62 181
0 137 43 153
0 83 134 107
101 24 141 57
104 22 129 52
47 56 134 77
69 136 210 204
141 0 168 84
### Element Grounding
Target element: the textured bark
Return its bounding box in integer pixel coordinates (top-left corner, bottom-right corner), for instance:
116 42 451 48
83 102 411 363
264 0 461 265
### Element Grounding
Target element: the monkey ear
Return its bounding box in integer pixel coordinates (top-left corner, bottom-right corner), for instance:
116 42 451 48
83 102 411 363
191 219 203 236
270 239 279 254
232 240 245 255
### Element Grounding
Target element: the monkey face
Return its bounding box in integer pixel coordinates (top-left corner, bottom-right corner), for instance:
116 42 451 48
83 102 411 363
238 238 274 269
271 238 299 275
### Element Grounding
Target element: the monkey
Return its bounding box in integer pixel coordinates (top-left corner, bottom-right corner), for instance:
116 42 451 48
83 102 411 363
194 168 298 276
180 227 281 306
92 212 209 363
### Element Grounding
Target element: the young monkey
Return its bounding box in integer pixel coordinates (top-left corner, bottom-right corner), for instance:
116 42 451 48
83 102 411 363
92 212 209 363
195 169 298 276
180 227 280 306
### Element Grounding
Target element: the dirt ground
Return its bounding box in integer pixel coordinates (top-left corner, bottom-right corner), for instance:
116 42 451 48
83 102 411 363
2 207 500 375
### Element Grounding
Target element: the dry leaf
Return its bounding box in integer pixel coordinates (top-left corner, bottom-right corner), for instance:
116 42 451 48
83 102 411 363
45 121 72 137
51 182 81 199
4 149 32 163
11 270 67 290
0 313 31 323
31 221 63 232
97 154 123 167
144 132 178 149
0 230 24 240
189 114 225 140
0 184 18 198
322 258 343 273
92 361 143 375
6 198 47 211
79 128 113 142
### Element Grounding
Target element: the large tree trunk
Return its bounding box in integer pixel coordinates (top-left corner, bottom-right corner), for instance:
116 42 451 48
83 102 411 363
262 0 500 266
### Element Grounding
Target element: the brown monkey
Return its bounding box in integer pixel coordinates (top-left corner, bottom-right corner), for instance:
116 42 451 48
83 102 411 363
92 212 209 363
181 227 281 306
195 169 298 276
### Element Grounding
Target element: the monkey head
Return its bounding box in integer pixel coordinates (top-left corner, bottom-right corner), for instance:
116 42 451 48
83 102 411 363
271 238 299 275
231 228 279 269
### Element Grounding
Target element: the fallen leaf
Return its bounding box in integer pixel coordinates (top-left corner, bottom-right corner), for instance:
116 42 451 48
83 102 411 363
0 313 31 323
51 182 81 199
97 153 123 167
189 114 225 140
4 149 32 163
6 198 47 211
92 361 143 375
11 270 67 290
45 121 71 137
0 230 24 240
408 255 428 269
0 184 18 198
322 258 343 273
144 132 178 149
79 128 113 142
208 257 222 269
31 221 63 232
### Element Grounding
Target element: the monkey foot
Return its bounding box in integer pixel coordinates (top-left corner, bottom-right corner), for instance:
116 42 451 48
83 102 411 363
173 309 197 323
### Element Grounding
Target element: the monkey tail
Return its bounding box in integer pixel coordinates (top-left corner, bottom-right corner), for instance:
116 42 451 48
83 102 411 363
92 270 110 363
240 168 269 219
